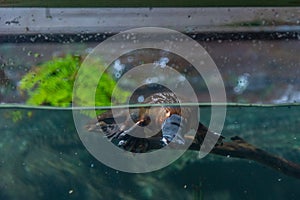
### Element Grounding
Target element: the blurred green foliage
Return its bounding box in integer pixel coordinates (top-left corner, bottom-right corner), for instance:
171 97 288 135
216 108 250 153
19 54 130 109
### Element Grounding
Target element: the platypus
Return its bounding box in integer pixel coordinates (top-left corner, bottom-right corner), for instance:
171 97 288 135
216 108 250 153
87 92 223 152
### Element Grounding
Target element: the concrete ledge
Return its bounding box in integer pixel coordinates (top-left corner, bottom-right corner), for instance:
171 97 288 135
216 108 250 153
1 7 300 34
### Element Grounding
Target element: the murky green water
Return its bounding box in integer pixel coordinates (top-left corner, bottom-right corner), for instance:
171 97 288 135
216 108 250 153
1 105 299 200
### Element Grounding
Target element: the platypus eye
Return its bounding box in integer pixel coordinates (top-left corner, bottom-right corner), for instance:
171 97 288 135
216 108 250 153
139 115 151 127
129 112 151 126
165 110 171 117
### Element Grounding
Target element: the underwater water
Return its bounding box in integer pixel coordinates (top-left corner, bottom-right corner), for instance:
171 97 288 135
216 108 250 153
0 105 299 200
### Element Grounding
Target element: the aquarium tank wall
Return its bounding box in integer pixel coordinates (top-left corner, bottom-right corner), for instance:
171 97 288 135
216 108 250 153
0 4 300 200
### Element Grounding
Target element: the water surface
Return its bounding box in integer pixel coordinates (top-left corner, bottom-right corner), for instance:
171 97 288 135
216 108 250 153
1 105 299 200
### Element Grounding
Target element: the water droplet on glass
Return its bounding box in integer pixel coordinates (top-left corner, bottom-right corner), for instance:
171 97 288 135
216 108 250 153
115 72 121 79
113 60 125 78
177 74 186 82
154 57 169 68
234 73 250 94
145 77 159 84
127 56 134 63
138 95 145 102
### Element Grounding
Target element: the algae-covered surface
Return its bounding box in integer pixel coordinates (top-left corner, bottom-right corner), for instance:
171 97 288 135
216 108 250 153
0 105 299 200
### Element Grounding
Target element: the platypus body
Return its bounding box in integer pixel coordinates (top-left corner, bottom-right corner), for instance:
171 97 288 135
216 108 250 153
87 92 223 152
